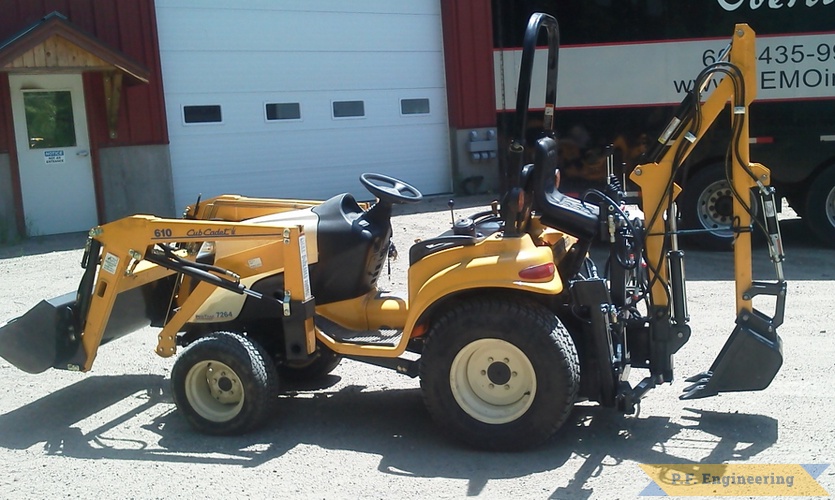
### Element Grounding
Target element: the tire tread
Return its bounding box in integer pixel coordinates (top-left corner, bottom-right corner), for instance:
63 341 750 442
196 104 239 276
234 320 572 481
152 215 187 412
419 296 579 450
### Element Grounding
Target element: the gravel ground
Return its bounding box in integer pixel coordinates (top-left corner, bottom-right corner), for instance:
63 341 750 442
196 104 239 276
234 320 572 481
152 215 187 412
0 195 833 499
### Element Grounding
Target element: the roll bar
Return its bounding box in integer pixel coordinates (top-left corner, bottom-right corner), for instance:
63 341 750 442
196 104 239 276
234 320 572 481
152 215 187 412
507 12 560 191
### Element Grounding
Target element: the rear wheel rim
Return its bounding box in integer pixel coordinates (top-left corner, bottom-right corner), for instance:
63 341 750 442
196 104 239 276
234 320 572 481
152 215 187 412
825 185 835 228
449 338 536 425
696 179 734 238
184 360 245 423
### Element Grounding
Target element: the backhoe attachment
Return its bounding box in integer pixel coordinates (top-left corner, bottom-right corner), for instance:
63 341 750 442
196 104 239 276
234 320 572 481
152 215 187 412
630 24 786 400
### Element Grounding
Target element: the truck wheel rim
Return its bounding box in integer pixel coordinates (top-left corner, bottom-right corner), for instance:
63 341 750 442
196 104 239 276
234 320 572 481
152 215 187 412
184 360 244 422
697 179 734 238
449 338 536 425
826 185 835 228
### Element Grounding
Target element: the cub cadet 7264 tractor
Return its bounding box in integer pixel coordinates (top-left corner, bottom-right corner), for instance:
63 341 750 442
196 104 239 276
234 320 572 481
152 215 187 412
0 14 786 450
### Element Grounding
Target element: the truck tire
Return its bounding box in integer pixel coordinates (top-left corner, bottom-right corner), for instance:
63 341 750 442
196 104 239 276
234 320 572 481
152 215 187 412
419 297 579 451
803 165 835 245
680 164 735 250
171 332 278 435
278 342 342 382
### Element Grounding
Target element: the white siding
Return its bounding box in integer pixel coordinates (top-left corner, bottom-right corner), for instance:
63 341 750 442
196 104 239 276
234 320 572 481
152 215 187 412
156 1 451 209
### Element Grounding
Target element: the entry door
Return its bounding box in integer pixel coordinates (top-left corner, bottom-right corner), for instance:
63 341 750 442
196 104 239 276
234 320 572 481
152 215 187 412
9 74 98 236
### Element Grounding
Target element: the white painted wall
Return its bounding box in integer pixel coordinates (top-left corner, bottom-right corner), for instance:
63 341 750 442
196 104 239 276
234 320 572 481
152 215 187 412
156 1 451 209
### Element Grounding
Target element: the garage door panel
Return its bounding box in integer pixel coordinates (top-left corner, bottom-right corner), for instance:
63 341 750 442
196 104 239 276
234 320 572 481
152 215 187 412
171 153 450 208
159 1 438 17
157 8 442 54
173 157 447 210
171 125 450 181
170 125 450 171
166 89 448 135
160 51 446 94
170 124 450 207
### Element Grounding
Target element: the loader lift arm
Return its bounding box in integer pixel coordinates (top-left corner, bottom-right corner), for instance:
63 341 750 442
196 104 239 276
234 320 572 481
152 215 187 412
49 216 314 373
628 24 786 400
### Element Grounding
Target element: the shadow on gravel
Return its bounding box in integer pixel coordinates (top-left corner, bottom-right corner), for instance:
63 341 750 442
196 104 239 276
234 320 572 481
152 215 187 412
547 405 777 499
0 375 166 452
0 231 87 259
0 374 777 497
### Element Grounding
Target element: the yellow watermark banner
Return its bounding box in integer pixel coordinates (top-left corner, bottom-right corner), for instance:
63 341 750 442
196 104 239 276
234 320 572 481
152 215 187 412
639 463 829 496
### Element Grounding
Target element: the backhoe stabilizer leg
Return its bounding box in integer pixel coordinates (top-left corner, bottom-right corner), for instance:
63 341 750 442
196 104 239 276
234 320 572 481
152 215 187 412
680 305 783 400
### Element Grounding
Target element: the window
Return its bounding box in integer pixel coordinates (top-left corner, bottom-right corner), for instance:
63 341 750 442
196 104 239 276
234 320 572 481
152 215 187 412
183 105 222 124
23 91 76 149
400 98 430 115
332 100 365 119
265 102 301 121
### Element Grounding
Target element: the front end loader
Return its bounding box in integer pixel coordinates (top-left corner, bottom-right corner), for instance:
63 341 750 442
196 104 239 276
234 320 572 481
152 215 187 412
0 14 786 450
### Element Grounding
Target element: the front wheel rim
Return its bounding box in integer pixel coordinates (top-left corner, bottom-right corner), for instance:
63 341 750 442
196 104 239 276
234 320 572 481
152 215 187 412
184 360 245 423
449 338 536 424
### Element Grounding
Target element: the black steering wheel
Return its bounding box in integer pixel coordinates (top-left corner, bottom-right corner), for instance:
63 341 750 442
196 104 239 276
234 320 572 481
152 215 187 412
360 173 423 205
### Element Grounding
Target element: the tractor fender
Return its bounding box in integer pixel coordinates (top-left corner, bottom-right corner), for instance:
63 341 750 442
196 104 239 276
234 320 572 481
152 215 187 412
403 233 562 335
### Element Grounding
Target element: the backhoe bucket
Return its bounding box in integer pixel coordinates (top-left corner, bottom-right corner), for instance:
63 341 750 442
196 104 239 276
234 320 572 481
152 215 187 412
681 308 783 400
0 292 79 374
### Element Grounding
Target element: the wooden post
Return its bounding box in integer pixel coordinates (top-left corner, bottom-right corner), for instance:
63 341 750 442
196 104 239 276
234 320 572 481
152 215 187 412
103 70 123 139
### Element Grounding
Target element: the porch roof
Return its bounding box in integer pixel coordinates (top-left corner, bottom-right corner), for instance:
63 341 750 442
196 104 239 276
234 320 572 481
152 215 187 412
0 11 149 85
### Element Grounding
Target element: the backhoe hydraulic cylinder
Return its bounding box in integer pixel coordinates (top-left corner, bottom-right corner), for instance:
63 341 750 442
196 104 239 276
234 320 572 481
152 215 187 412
668 250 689 325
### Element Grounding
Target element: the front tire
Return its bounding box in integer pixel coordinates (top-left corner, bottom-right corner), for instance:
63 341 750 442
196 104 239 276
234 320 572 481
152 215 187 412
171 332 279 435
419 297 580 450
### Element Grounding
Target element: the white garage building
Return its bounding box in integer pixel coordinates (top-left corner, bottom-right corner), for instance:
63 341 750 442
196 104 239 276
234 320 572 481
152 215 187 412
155 1 454 209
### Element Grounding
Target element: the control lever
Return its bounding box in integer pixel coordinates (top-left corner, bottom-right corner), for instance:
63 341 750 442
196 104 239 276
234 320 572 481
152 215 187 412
448 199 455 226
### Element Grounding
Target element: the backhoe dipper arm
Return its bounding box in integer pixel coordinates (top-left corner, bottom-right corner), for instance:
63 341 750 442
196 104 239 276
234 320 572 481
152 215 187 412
629 25 786 393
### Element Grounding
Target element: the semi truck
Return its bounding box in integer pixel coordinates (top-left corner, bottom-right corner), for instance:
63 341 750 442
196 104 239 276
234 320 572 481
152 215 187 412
493 0 835 248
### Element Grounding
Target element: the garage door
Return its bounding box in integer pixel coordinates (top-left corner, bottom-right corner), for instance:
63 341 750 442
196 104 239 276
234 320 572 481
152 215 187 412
156 1 452 210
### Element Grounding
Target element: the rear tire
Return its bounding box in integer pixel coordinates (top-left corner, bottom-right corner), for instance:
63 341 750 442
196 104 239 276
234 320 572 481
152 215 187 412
171 332 278 435
802 165 835 245
419 297 579 451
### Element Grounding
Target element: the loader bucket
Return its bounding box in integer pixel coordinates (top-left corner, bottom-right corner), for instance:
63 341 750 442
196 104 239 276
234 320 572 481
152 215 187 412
681 308 783 400
0 292 79 374
0 278 173 374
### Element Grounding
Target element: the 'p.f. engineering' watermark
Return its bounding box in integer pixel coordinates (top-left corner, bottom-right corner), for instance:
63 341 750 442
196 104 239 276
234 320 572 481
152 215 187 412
639 464 829 496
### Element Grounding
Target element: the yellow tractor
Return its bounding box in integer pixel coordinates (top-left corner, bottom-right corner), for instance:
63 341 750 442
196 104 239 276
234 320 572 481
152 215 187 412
0 14 786 450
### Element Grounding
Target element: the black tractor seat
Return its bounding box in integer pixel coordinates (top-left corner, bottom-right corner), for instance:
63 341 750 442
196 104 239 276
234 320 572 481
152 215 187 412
531 136 600 240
